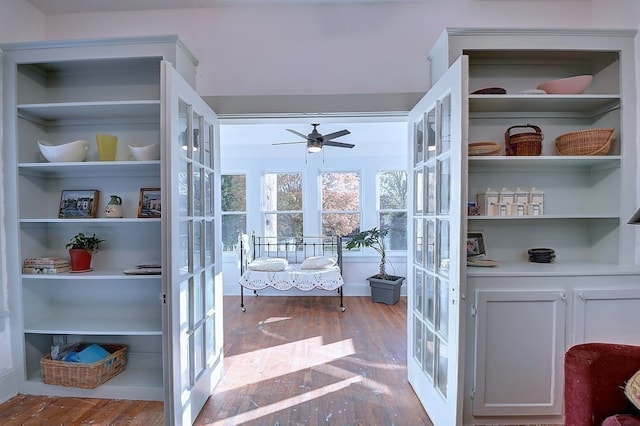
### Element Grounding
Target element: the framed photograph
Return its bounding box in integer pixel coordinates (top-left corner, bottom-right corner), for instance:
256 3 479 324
138 188 161 218
466 231 487 258
58 190 99 218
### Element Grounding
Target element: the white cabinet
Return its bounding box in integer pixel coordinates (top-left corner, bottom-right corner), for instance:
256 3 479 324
2 36 223 422
420 28 640 425
473 289 566 417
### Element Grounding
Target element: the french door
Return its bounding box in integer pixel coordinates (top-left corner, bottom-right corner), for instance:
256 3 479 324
162 61 224 425
407 56 467 425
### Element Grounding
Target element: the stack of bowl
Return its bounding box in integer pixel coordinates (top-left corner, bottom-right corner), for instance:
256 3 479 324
528 248 555 263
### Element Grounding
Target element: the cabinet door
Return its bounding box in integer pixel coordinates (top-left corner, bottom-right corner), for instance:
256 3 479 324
572 288 640 345
407 55 467 426
162 61 223 425
474 290 566 416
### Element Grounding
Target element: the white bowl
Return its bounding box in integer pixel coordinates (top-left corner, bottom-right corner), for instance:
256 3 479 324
537 74 593 94
38 139 89 162
129 143 160 161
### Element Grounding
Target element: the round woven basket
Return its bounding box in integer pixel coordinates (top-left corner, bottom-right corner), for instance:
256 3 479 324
555 128 614 156
505 124 543 156
468 141 501 156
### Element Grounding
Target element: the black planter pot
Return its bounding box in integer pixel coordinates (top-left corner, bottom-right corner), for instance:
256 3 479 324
366 275 405 305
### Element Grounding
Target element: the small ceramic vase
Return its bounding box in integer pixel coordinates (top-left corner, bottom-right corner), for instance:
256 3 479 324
105 195 123 218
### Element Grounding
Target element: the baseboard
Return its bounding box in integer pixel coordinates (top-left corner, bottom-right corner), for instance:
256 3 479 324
0 368 18 404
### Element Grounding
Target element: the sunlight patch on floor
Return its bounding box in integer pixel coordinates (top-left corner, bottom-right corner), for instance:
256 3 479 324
209 375 362 426
214 336 356 392
259 316 292 325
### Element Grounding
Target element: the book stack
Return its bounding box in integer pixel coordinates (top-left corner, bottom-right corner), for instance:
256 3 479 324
23 256 71 274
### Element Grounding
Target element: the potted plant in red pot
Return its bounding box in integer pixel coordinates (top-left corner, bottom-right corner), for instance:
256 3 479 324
66 232 104 272
346 227 405 305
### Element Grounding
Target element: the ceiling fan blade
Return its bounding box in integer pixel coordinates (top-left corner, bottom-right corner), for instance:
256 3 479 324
323 141 355 149
273 141 307 145
286 129 309 140
321 129 350 141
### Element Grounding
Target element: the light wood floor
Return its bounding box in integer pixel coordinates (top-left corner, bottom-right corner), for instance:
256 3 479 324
0 296 432 425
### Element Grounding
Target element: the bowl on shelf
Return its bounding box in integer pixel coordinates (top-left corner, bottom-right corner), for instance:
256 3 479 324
536 74 593 94
128 143 160 161
37 139 89 162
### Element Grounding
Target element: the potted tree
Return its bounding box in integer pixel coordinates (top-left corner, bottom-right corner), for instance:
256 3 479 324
346 227 405 305
66 232 104 272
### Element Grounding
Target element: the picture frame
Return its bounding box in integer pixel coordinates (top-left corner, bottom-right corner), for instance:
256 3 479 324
138 188 161 218
58 190 100 218
466 231 487 258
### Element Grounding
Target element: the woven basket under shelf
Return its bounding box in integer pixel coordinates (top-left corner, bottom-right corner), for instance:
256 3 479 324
505 124 543 156
555 128 614 156
40 343 127 388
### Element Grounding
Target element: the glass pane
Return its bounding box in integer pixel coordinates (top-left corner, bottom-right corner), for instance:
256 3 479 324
438 219 450 276
205 268 215 314
424 328 435 380
413 169 423 215
206 220 215 264
380 212 407 250
414 269 423 316
425 274 435 325
221 175 246 211
438 158 450 215
265 173 302 211
178 162 189 216
194 219 202 270
180 334 190 391
206 316 215 365
177 99 188 152
264 213 303 237
437 340 448 395
191 111 201 161
437 278 449 338
180 279 189 330
426 219 436 271
179 221 190 274
440 94 451 154
222 214 246 252
413 317 423 367
413 218 423 267
203 122 213 169
426 163 435 215
194 272 204 323
203 171 213 217
414 118 424 166
194 167 203 217
426 108 436 161
379 171 407 209
322 213 359 238
321 172 360 210
193 326 204 383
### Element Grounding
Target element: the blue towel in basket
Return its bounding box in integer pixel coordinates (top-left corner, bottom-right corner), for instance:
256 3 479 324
63 343 110 364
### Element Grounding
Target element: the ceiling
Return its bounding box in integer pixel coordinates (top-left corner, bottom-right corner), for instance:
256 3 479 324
25 0 422 15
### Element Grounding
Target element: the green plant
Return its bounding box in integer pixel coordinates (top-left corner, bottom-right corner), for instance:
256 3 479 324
345 227 393 279
65 232 104 253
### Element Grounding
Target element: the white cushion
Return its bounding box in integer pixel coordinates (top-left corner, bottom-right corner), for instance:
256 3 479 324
300 256 337 270
247 258 288 272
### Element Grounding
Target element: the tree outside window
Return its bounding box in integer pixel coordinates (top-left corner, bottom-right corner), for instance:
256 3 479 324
221 174 246 252
378 170 407 251
264 172 303 237
321 171 360 237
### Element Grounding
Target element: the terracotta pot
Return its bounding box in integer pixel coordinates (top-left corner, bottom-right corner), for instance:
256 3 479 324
68 248 92 271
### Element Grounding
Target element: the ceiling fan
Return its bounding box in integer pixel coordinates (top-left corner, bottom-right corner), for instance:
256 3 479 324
273 124 354 153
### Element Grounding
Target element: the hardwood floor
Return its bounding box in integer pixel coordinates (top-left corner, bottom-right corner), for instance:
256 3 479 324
0 296 432 425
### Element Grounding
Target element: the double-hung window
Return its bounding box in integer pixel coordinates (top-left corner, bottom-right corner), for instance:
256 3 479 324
321 171 360 237
263 172 303 237
221 174 247 252
377 170 408 250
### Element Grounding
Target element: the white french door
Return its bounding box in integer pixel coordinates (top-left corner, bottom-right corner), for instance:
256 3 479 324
407 56 467 426
162 61 224 425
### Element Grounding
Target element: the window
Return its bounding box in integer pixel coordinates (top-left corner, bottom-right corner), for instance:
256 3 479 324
321 171 360 237
263 172 303 237
221 174 246 252
378 170 407 251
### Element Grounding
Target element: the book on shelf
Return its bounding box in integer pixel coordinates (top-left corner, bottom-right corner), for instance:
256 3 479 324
22 265 71 274
23 256 70 267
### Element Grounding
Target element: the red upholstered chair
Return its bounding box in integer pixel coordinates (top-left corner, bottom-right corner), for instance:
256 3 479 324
564 343 640 425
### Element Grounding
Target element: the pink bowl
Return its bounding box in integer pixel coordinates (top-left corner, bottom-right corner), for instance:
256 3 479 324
537 75 593 94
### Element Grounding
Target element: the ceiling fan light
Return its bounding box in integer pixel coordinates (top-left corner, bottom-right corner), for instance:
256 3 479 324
308 140 322 153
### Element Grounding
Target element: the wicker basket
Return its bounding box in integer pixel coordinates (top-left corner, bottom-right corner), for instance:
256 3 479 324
505 124 543 156
468 141 501 156
555 128 614 156
41 343 127 388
